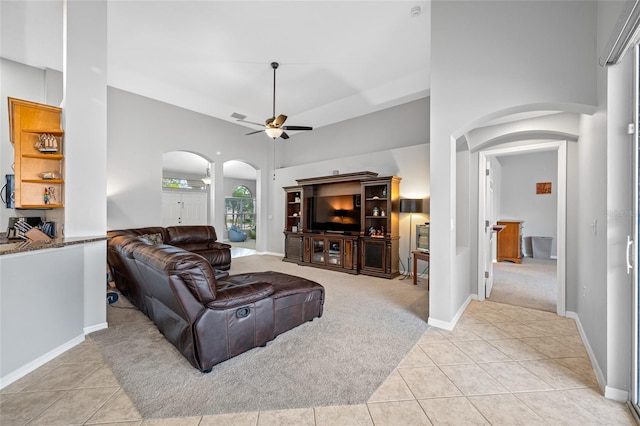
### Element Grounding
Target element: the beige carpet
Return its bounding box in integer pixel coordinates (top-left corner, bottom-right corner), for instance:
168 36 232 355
92 254 429 418
490 257 557 312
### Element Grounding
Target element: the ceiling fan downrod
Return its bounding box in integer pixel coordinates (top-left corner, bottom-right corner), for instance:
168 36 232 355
271 62 278 121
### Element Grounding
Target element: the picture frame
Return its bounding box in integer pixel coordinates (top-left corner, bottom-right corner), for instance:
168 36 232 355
354 194 361 208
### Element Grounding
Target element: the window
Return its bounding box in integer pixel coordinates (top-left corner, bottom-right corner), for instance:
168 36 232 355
225 186 255 234
162 178 206 190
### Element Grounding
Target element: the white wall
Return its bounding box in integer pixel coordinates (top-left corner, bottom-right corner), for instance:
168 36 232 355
600 0 635 397
430 0 597 327
497 151 558 257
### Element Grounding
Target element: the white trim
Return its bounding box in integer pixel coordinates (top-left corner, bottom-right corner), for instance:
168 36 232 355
84 322 108 334
477 141 567 317
606 386 630 402
428 295 474 331
0 334 85 390
566 310 606 394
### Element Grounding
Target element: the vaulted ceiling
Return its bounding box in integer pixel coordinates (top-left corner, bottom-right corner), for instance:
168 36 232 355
2 1 430 130
2 1 430 178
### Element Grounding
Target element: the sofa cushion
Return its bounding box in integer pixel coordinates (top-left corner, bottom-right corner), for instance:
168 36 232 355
166 225 218 246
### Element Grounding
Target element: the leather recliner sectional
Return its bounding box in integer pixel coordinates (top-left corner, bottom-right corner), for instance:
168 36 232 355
107 226 324 372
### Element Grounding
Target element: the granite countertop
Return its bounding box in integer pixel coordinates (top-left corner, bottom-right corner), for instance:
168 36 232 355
0 233 108 256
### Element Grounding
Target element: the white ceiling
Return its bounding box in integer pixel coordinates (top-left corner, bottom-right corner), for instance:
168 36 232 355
1 1 431 176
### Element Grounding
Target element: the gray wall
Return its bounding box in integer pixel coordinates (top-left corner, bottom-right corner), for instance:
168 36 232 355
278 98 429 168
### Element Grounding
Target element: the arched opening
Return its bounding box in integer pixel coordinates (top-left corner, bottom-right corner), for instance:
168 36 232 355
223 160 258 257
461 110 580 316
162 151 212 226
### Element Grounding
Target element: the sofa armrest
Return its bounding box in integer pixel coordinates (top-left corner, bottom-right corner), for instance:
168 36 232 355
206 282 274 309
209 241 232 250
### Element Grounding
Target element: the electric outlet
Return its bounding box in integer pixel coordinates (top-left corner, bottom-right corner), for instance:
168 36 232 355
583 286 587 299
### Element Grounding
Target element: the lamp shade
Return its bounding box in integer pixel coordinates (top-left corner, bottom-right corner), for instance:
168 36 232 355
400 198 423 213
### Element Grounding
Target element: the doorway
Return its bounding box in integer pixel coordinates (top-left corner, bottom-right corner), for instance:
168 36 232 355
478 141 567 316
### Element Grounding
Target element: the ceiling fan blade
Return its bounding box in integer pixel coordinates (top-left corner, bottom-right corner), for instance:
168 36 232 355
280 131 290 140
245 130 265 135
274 114 287 127
282 125 313 131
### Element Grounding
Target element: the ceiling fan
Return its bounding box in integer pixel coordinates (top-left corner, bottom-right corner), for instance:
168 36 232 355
240 62 313 140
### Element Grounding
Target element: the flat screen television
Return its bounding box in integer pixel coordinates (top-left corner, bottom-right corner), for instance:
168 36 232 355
310 194 360 233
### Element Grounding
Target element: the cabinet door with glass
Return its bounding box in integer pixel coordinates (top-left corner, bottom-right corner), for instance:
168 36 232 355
310 237 344 267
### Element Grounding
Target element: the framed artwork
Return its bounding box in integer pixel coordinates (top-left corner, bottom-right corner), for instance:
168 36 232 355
536 182 552 194
354 194 361 208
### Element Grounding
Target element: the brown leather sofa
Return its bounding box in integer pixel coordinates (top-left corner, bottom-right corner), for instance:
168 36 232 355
106 226 324 372
108 225 232 270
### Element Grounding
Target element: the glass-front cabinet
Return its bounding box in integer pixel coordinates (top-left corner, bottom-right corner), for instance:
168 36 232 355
305 234 357 273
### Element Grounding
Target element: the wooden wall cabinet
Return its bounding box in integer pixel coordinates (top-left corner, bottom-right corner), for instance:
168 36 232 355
497 220 524 264
282 172 400 278
8 98 64 209
360 237 399 278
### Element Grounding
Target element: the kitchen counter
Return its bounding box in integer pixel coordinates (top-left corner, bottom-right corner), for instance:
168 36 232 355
0 234 107 255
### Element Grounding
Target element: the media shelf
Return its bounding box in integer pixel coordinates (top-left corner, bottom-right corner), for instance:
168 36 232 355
282 172 401 278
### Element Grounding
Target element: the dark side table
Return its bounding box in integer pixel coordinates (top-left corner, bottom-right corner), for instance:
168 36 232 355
412 250 429 289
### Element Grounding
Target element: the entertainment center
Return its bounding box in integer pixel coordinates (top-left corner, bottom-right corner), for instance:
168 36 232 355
283 171 401 278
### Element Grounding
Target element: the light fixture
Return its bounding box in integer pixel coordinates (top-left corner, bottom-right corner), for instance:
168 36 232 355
265 127 284 139
400 198 424 279
201 166 212 185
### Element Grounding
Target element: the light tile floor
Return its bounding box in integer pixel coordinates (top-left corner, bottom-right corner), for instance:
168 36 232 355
1 300 637 425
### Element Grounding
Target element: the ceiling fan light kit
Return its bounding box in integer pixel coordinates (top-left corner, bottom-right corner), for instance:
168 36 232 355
242 61 313 140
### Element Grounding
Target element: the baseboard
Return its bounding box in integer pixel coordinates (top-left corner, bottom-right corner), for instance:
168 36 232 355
84 322 108 335
0 334 85 390
605 385 629 402
262 251 283 257
428 295 473 331
565 311 607 395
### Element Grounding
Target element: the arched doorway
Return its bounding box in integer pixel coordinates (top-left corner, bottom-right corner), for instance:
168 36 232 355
162 151 212 226
223 160 258 257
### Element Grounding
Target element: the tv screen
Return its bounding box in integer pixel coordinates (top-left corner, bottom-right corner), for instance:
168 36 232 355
311 195 360 232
